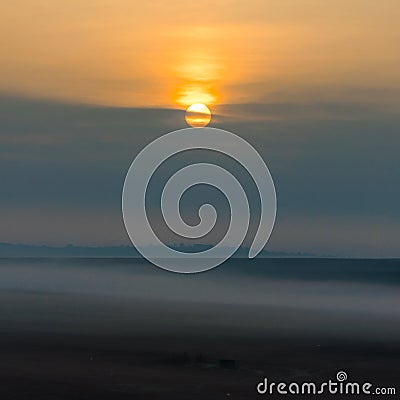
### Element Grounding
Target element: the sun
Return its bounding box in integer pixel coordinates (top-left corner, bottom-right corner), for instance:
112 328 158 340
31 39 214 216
185 103 211 128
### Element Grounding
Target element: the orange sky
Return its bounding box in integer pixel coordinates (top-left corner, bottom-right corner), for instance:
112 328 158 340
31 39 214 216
0 0 399 108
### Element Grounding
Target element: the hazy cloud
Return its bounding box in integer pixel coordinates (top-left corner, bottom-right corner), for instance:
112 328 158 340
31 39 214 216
0 95 399 256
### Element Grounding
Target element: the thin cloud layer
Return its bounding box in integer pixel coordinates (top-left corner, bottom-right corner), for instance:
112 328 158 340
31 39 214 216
0 95 399 256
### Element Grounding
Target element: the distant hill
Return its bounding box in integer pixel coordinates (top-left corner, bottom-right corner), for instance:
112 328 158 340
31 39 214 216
0 242 140 257
0 242 314 258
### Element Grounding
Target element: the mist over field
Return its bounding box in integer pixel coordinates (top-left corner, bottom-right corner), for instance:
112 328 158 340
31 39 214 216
1 258 399 343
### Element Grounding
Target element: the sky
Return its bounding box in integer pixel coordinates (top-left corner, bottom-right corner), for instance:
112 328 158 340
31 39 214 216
0 0 399 256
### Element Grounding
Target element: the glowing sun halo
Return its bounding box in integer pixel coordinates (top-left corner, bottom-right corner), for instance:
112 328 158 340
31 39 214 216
185 103 211 128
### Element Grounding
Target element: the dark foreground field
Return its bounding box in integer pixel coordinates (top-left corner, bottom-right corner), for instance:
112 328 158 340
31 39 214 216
0 321 399 399
0 258 399 399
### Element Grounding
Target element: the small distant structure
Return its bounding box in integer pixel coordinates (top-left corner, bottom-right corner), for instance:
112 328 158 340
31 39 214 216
195 353 206 363
218 359 236 369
